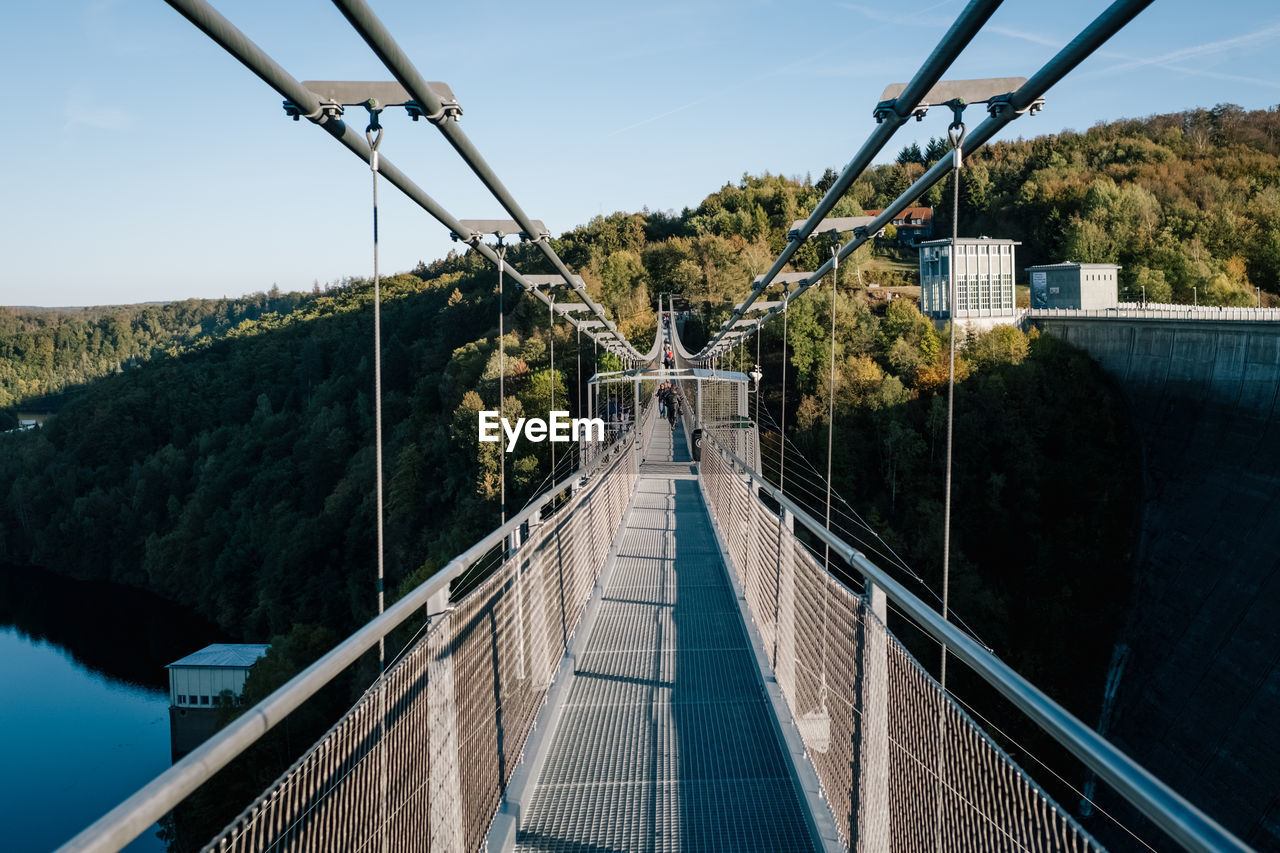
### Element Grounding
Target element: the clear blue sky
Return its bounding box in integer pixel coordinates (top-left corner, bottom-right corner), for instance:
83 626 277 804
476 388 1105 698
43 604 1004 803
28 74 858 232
2 0 1278 307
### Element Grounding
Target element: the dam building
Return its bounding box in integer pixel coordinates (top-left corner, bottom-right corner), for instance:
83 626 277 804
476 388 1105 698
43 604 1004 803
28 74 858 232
167 643 269 759
919 236 1019 329
1028 261 1121 310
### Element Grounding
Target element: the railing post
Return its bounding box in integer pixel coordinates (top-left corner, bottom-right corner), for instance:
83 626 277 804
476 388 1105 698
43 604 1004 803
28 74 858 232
427 611 464 853
859 581 891 852
511 525 527 681
524 517 550 687
774 508 797 708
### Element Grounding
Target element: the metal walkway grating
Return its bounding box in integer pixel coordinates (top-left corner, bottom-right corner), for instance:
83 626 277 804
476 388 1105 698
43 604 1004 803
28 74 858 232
514 423 818 852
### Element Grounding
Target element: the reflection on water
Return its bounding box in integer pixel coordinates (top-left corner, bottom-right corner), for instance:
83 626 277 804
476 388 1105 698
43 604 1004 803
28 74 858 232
0 565 226 852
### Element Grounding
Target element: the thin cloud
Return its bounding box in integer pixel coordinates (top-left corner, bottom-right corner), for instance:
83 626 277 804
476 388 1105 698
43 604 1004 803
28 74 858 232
833 1 953 29
1075 20 1280 81
992 19 1280 91
988 25 1061 48
1096 21 1280 74
64 89 132 132
609 96 716 136
609 0 954 136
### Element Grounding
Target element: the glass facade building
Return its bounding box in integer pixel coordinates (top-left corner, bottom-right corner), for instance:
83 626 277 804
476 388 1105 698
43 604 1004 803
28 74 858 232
918 238 1019 325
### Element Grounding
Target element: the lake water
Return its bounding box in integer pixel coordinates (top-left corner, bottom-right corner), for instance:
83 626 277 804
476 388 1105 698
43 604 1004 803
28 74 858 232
0 566 226 852
0 626 169 851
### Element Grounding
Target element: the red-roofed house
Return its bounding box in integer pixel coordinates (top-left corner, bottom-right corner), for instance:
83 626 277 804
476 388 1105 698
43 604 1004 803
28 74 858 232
865 207 934 244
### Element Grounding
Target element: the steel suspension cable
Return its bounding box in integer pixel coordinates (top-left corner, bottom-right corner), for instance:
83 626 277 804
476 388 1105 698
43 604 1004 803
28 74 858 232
367 114 387 671
779 294 789 496
820 245 840 717
771 292 791 669
497 239 508 528
755 321 761 427
941 115 966 694
824 245 839 571
549 291 556 479
366 108 390 853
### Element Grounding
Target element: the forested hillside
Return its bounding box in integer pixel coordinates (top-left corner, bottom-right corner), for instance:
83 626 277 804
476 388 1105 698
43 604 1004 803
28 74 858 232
895 103 1280 304
0 253 594 639
7 103 1275 718
0 291 309 412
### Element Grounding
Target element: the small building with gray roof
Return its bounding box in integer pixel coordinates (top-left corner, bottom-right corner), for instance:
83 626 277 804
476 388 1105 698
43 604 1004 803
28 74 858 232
1027 262 1121 310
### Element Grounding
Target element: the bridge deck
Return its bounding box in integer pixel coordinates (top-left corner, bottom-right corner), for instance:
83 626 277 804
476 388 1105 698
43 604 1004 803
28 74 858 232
514 423 818 852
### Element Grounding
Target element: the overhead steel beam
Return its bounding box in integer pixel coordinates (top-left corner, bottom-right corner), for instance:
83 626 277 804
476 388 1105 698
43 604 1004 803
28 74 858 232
159 0 629 355
707 0 1005 353
875 76 1033 121
282 79 459 117
699 0 1158 357
329 0 647 361
787 216 880 242
455 218 550 242
752 272 810 288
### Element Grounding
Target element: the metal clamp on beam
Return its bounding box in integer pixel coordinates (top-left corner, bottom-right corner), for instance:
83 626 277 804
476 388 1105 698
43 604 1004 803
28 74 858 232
284 80 462 124
873 99 928 124
283 99 344 122
788 217 880 244
405 97 462 124
874 77 1029 123
453 218 550 243
986 92 1045 118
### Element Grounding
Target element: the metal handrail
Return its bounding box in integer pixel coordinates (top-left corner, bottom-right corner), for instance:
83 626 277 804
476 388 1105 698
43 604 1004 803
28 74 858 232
1028 306 1280 322
54 426 644 853
696 428 1250 853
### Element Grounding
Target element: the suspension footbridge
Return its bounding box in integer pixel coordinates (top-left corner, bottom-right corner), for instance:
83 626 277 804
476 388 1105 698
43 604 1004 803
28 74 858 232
53 0 1263 850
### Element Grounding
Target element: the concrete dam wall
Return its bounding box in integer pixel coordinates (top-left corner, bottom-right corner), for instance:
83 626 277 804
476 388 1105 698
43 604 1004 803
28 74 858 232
1037 317 1280 417
1035 316 1280 850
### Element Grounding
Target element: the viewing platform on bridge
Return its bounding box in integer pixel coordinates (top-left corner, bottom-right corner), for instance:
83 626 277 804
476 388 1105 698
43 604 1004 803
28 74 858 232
506 421 823 852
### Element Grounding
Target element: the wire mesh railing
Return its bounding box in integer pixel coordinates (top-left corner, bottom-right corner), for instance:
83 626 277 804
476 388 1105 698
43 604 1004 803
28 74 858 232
669 306 1246 851
697 434 1104 851
200 417 648 853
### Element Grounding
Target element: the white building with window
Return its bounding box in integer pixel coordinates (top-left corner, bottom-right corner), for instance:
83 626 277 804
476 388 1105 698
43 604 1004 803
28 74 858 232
918 237 1020 329
167 643 270 709
167 643 270 758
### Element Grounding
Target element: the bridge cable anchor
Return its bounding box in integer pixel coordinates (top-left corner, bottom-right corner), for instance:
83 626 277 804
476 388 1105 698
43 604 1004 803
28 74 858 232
365 100 384 172
946 99 967 169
